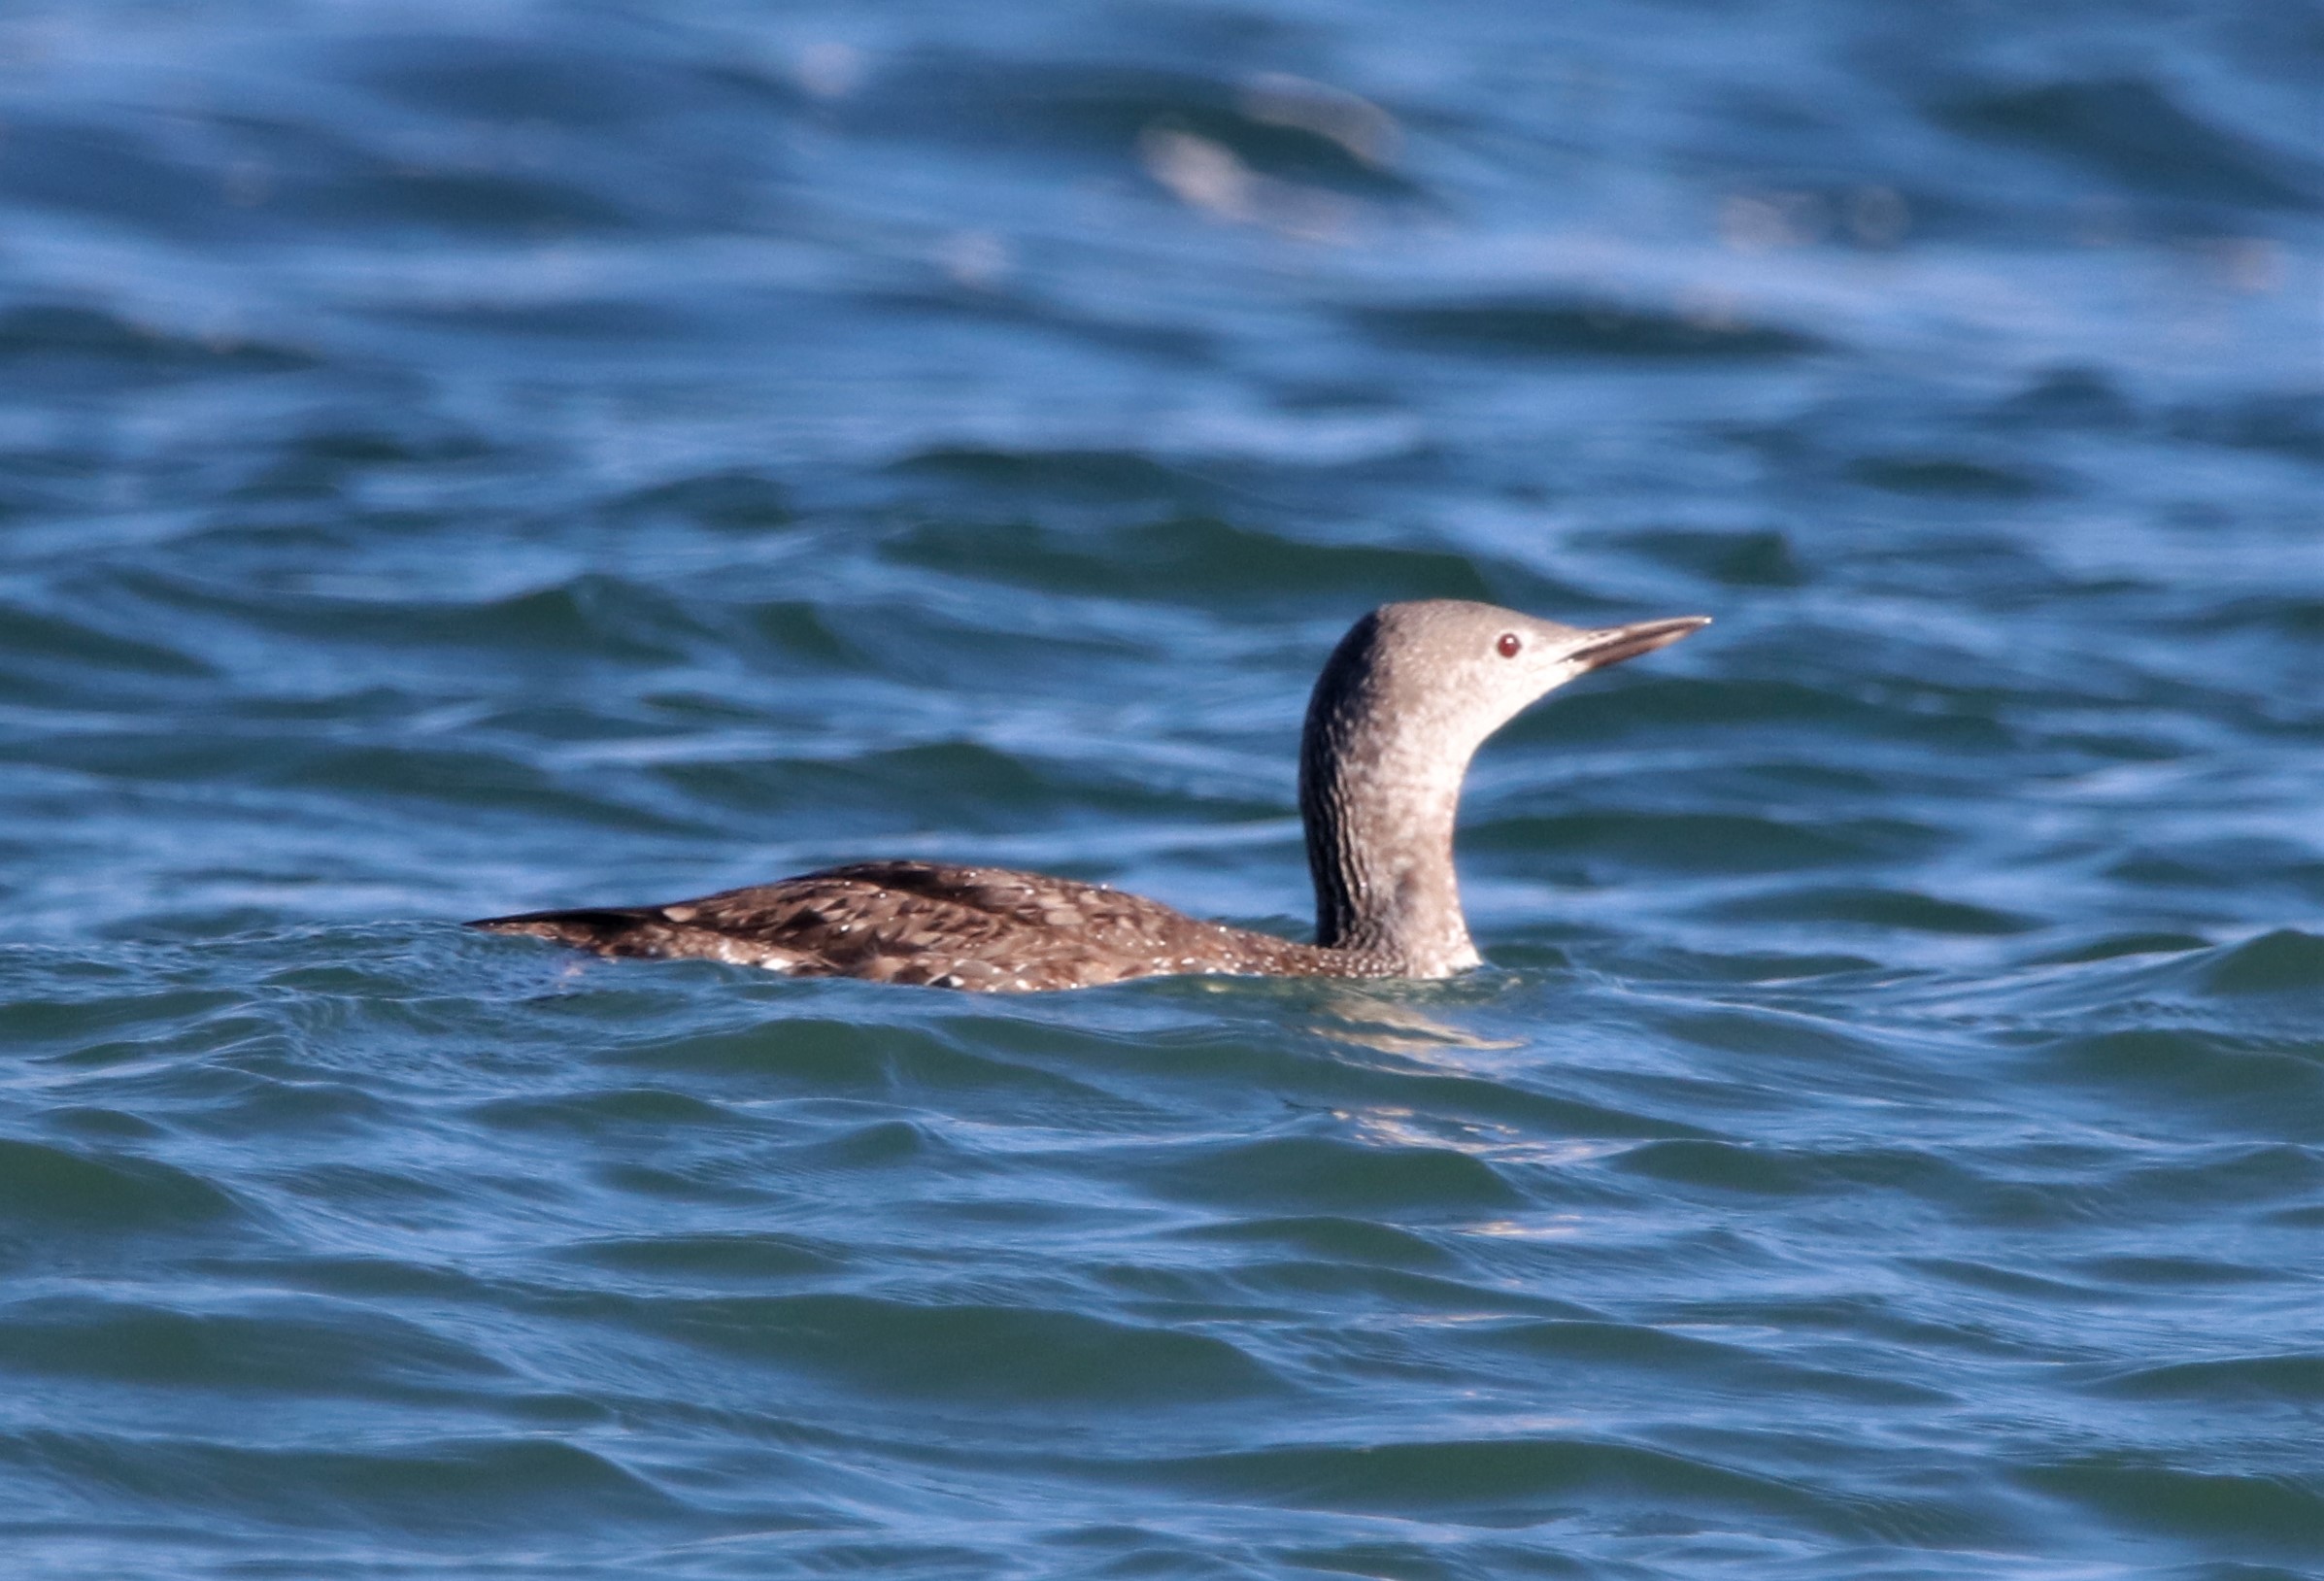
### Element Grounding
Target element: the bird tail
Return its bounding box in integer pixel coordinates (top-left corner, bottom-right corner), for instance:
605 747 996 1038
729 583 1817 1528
466 907 665 956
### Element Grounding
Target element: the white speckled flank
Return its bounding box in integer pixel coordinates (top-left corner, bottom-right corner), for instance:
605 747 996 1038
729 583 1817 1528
470 601 1706 992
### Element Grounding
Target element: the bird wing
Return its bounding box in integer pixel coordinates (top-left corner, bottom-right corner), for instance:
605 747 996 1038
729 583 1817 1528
472 860 1321 991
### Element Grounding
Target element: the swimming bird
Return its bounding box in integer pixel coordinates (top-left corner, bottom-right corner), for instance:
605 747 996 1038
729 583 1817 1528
469 600 1707 992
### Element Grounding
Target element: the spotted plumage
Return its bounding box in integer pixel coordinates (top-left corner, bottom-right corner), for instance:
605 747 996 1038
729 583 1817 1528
474 859 1357 992
471 601 1707 992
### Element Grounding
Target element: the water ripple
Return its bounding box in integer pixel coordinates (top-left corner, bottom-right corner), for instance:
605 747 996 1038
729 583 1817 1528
1 0 2318 1575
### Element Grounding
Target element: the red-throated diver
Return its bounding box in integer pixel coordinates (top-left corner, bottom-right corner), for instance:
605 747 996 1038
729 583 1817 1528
469 600 1707 992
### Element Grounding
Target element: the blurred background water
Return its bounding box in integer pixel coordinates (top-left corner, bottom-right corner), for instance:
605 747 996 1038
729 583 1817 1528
1 2 2319 1576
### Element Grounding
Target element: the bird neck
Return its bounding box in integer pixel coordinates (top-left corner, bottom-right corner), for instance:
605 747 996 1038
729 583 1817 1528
1297 681 1482 978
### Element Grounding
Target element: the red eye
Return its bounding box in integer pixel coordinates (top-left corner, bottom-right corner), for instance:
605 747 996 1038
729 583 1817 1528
1497 632 1521 657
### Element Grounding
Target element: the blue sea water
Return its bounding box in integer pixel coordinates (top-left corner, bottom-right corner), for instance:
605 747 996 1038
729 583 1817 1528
0 2 2319 1576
